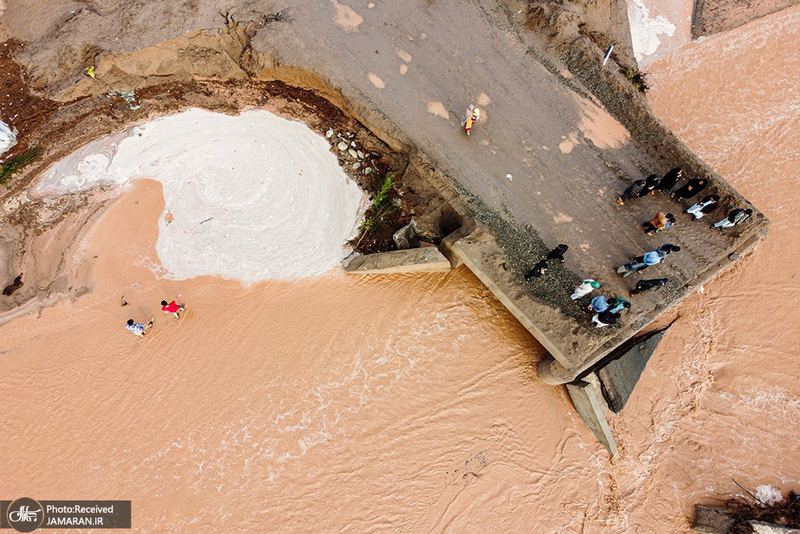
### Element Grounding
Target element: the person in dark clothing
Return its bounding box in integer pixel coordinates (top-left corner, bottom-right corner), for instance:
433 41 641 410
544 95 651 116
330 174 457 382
546 244 569 263
617 179 646 205
524 260 548 281
656 167 683 194
592 311 621 328
630 278 668 296
656 243 681 257
674 178 708 199
640 174 660 196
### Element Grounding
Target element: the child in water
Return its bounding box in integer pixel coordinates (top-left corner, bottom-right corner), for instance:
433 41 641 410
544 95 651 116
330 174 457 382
161 300 186 319
126 318 154 337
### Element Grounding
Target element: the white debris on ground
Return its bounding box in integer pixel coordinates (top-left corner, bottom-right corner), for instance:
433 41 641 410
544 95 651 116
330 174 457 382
627 0 676 61
0 120 17 156
38 108 365 282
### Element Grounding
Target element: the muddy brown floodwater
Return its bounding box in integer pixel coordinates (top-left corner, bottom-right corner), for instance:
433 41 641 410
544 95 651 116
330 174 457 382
2 5 800 534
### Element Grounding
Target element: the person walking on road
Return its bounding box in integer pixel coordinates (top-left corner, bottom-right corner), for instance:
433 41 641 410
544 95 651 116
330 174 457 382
656 167 683 195
656 243 681 259
570 279 601 300
524 260 548 281
589 295 609 312
687 195 720 220
616 254 656 277
607 297 631 313
674 178 708 199
616 244 680 277
630 278 668 295
461 104 480 136
616 250 661 277
546 244 569 263
161 299 186 319
617 179 647 205
714 208 753 229
642 212 675 235
126 318 153 337
640 174 660 196
592 311 620 328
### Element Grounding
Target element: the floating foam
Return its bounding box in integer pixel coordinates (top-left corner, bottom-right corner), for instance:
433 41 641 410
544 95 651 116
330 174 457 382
0 120 17 156
38 108 365 282
627 0 676 61
755 485 784 506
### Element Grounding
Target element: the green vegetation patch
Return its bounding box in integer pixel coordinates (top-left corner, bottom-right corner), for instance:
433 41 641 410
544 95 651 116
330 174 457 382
356 173 396 246
1 147 39 187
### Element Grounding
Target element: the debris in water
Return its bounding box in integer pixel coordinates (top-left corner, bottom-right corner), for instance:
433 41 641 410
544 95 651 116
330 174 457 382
2 274 23 296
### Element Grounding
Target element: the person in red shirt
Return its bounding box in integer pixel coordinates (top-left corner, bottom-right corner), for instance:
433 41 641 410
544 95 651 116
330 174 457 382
161 299 185 319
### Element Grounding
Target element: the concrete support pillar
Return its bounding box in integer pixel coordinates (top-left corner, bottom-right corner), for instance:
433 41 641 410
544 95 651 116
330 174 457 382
566 374 617 455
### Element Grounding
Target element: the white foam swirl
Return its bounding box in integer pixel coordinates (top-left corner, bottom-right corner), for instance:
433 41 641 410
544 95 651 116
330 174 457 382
38 108 365 282
0 120 17 156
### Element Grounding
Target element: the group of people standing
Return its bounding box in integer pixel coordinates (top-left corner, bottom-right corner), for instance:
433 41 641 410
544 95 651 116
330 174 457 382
524 244 637 329
617 168 699 205
566 275 631 328
523 166 754 329
617 167 753 231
